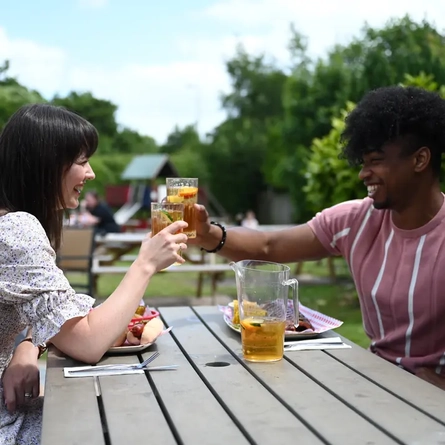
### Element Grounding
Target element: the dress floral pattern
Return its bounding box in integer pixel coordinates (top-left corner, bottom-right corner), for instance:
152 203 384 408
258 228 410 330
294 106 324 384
0 212 95 444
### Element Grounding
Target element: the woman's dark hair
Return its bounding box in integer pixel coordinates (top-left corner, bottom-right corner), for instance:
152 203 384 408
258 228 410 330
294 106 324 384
0 103 98 249
340 86 445 176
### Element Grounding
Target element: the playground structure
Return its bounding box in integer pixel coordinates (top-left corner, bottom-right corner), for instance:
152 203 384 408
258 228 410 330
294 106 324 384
105 154 228 227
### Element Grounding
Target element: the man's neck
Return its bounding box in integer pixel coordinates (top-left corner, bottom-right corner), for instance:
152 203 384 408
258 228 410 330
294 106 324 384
391 186 444 230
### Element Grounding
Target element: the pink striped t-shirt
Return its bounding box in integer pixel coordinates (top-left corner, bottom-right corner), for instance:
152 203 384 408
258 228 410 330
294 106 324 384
308 196 445 374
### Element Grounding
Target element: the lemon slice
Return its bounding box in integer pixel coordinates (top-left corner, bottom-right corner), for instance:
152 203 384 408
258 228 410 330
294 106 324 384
249 319 264 327
167 195 184 203
160 210 173 223
179 186 198 198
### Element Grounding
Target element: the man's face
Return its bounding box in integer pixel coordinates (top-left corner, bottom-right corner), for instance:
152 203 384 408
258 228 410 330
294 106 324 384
358 143 417 211
85 192 97 208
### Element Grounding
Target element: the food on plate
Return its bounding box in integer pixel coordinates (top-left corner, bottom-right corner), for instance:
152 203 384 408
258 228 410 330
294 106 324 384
110 308 165 348
126 330 141 345
230 300 314 333
141 317 164 345
232 300 239 324
231 300 267 325
286 313 314 332
131 323 145 338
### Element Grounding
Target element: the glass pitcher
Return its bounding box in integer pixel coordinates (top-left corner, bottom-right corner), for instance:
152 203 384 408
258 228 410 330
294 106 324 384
230 260 298 362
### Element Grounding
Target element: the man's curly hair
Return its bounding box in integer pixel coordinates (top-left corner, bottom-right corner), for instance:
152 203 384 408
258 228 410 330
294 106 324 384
340 86 445 176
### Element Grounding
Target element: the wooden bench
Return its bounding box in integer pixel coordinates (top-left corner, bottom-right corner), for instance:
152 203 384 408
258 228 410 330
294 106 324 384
91 252 233 298
57 227 95 295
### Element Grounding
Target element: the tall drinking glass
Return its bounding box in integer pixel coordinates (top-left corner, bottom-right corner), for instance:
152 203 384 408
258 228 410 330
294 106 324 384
151 202 184 266
165 178 198 238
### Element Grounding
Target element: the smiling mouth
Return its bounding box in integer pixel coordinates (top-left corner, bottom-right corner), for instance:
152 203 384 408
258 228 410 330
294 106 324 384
367 185 380 197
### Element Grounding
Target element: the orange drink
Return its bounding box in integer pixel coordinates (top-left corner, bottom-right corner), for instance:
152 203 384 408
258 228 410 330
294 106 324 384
230 260 298 362
166 178 198 238
240 316 285 362
151 202 184 265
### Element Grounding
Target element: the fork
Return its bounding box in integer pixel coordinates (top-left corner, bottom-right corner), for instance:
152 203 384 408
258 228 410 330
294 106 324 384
69 351 160 374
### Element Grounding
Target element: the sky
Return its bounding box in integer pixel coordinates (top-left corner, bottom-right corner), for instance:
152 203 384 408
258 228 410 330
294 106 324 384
2 0 445 144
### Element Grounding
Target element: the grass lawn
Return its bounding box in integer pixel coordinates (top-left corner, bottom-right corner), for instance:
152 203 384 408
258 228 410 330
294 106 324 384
68 258 369 348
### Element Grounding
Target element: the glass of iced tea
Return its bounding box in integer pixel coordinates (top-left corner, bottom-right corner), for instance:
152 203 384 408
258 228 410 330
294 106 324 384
165 178 198 238
230 260 298 362
151 202 184 266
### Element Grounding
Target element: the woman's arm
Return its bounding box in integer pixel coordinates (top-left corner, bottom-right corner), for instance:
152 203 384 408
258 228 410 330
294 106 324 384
49 221 188 364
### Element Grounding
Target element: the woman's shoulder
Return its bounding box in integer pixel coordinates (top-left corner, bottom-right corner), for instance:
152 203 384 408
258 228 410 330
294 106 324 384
0 210 44 228
0 211 49 246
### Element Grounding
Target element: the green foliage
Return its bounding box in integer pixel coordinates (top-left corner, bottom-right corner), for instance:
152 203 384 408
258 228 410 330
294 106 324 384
112 128 157 154
0 61 45 129
304 102 361 213
205 118 269 215
4 15 445 221
160 125 200 155
52 92 118 138
86 154 134 197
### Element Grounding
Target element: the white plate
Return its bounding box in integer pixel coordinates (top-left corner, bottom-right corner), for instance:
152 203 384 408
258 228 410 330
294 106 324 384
106 342 154 355
223 314 319 340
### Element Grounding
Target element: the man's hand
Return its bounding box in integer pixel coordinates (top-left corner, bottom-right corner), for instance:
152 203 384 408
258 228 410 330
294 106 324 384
2 339 40 412
415 367 445 390
188 204 212 245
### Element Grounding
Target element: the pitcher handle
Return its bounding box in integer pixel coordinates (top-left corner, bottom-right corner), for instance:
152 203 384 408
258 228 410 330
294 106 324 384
284 278 299 326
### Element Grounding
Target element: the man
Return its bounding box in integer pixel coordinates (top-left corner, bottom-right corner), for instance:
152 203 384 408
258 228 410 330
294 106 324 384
193 86 445 389
83 190 121 235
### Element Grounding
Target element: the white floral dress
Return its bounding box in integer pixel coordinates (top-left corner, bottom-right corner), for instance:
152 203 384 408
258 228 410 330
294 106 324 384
0 212 94 445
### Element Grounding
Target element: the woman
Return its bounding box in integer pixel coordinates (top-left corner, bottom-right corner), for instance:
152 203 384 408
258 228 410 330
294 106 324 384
0 104 188 444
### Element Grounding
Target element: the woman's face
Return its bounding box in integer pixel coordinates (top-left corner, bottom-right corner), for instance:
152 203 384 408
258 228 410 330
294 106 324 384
62 154 95 209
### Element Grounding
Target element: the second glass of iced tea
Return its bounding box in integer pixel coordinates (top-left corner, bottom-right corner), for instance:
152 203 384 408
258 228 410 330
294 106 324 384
165 178 198 238
151 202 184 266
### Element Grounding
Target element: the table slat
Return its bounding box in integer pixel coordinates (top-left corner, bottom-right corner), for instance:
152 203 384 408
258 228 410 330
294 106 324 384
140 325 251 444
194 305 396 445
96 350 177 445
158 306 325 445
326 341 445 423
285 344 445 444
41 348 105 445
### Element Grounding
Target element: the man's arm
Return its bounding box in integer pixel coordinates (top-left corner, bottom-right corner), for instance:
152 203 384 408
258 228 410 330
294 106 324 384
195 210 330 263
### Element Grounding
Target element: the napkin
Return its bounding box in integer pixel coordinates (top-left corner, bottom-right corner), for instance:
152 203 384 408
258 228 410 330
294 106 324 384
64 366 145 378
284 336 352 351
64 365 177 378
284 343 352 351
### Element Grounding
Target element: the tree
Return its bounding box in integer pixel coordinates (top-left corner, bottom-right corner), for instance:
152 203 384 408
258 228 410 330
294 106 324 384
0 60 45 129
303 102 360 213
113 127 158 154
51 92 118 138
160 125 200 155
280 16 445 220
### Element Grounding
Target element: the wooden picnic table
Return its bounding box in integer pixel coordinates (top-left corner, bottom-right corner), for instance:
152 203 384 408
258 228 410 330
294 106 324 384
41 305 445 445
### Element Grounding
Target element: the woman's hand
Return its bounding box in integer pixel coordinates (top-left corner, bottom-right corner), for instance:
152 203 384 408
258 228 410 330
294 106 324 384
137 220 189 273
2 340 40 413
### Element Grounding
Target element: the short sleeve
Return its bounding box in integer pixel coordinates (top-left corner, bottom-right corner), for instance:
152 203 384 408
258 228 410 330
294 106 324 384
307 199 371 257
0 212 95 345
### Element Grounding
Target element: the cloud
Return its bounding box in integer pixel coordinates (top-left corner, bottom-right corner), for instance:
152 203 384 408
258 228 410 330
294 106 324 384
200 0 445 57
0 28 68 96
0 26 229 143
77 0 108 9
3 1 445 144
